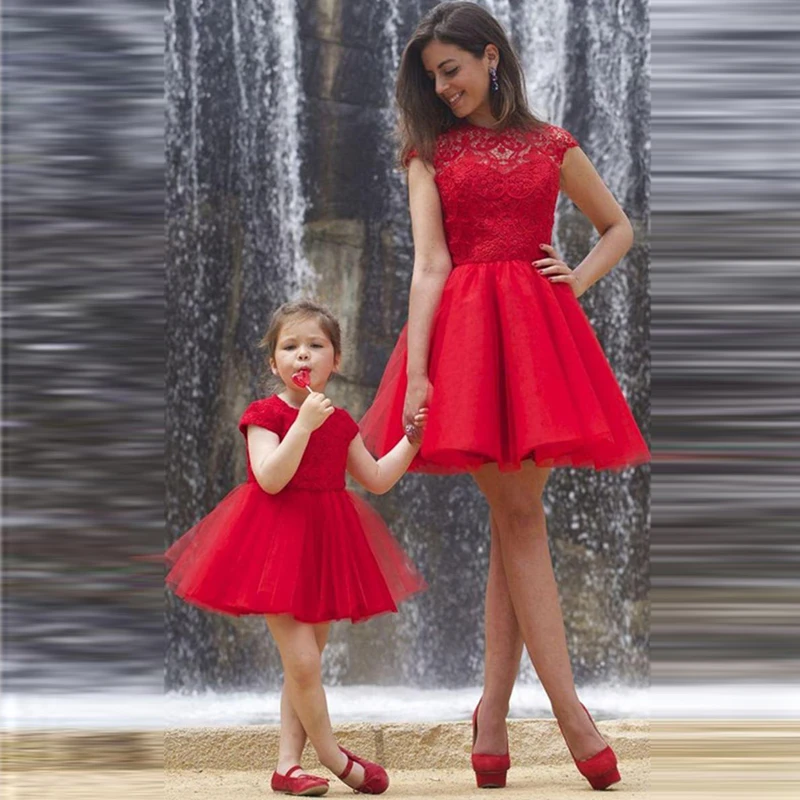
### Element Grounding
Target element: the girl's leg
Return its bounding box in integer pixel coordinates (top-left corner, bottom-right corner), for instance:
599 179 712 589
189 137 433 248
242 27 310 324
275 622 330 775
473 461 607 761
473 511 525 755
266 615 365 788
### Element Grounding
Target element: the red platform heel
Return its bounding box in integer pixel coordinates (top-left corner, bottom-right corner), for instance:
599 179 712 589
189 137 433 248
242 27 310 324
337 747 389 795
270 765 329 796
471 697 511 789
558 704 621 791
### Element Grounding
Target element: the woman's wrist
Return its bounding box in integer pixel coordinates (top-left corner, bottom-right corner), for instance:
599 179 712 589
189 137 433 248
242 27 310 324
407 370 428 384
573 269 589 297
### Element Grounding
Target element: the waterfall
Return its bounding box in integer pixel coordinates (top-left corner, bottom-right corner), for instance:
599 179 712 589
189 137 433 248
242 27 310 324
270 0 314 295
512 0 571 122
165 0 650 692
5 0 793 723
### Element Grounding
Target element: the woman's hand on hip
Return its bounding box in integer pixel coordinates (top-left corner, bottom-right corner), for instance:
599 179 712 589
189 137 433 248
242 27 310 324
534 244 585 298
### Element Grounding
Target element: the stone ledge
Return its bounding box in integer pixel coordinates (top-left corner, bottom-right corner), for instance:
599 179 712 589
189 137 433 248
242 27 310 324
166 719 647 771
2 718 647 772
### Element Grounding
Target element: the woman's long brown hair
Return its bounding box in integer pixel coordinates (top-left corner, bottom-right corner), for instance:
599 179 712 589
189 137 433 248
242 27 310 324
396 1 542 167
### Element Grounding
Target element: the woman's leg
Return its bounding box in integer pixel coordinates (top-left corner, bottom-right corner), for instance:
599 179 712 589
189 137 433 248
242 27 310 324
473 511 525 755
473 461 607 761
266 615 365 788
275 622 330 775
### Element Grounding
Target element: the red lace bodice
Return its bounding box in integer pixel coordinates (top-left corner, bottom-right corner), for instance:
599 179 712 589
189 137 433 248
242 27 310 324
417 122 579 266
238 395 359 491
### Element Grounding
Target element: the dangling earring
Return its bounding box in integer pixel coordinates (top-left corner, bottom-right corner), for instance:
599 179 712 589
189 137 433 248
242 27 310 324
489 65 499 93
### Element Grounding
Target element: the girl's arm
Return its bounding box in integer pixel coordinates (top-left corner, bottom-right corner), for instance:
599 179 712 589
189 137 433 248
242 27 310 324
347 409 428 495
558 147 635 296
404 157 453 425
248 393 334 494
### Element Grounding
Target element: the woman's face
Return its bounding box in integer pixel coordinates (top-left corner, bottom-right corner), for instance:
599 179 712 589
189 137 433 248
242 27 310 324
421 40 498 124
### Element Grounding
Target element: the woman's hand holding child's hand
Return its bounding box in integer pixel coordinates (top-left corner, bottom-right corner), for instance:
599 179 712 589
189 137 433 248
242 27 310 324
296 391 335 434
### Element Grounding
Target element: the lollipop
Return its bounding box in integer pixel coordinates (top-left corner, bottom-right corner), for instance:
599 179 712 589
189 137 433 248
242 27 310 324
291 369 312 392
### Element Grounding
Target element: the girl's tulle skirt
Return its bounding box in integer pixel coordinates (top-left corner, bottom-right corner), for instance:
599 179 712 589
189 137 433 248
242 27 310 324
165 483 426 623
360 259 650 473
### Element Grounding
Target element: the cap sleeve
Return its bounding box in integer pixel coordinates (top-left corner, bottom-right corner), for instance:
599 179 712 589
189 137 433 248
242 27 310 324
238 397 283 437
402 147 419 169
338 408 360 442
549 125 579 166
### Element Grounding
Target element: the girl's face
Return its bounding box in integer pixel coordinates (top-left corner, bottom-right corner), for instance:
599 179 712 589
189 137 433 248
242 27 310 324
270 316 339 400
421 40 499 126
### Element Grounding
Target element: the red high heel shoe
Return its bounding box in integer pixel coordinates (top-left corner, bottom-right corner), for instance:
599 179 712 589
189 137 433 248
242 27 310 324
337 746 389 795
558 704 621 791
270 765 329 796
471 697 511 789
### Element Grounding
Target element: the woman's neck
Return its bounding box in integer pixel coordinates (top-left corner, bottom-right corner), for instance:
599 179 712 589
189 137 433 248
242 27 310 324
465 103 499 130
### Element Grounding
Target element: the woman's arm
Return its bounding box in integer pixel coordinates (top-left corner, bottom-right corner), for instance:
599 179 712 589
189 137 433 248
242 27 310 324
404 157 453 425
558 147 635 296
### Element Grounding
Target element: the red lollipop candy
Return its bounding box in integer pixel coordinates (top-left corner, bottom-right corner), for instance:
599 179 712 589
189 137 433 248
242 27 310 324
291 369 312 392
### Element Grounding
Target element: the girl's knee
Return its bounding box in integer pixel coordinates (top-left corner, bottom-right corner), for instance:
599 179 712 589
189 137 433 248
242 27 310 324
283 649 322 689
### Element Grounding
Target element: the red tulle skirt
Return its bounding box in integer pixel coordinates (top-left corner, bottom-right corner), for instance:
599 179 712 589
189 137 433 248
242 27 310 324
360 259 650 473
165 483 426 623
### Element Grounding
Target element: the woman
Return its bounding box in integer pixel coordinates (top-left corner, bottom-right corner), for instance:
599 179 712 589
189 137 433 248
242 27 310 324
360 2 649 792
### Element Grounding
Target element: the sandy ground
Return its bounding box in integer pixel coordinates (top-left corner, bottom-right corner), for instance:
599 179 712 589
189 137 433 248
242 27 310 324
3 721 798 798
3 763 647 799
164 763 648 799
4 756 800 800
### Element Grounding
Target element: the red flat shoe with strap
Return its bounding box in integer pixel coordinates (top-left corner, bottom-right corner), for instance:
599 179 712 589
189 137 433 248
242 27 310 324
337 747 389 795
471 697 511 788
558 704 621 791
270 765 329 796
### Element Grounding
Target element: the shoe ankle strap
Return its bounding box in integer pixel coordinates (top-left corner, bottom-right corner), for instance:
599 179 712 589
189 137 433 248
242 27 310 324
338 755 354 780
285 765 303 779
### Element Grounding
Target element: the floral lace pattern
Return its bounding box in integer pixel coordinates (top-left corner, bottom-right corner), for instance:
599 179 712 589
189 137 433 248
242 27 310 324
239 396 359 491
428 123 579 266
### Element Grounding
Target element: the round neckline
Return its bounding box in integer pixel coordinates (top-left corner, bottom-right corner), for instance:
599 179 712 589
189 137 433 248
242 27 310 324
274 394 302 411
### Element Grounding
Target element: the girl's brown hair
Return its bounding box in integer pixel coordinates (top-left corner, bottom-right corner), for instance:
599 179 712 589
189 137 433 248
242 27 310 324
258 300 342 364
396 1 542 167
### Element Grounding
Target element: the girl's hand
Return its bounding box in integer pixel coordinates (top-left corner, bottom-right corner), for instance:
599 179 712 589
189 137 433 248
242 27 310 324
295 390 334 434
404 375 432 430
534 244 585 298
404 407 429 445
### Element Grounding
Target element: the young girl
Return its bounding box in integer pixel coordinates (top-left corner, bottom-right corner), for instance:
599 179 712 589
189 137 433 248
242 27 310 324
165 300 428 796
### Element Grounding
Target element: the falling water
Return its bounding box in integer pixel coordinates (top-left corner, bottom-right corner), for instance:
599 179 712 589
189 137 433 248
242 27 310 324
161 0 649 692
1 0 648 704
4 0 797 732
268 0 314 295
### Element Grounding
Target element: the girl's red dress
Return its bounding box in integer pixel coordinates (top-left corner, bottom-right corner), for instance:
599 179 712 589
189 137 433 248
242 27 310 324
165 394 426 623
360 122 651 473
